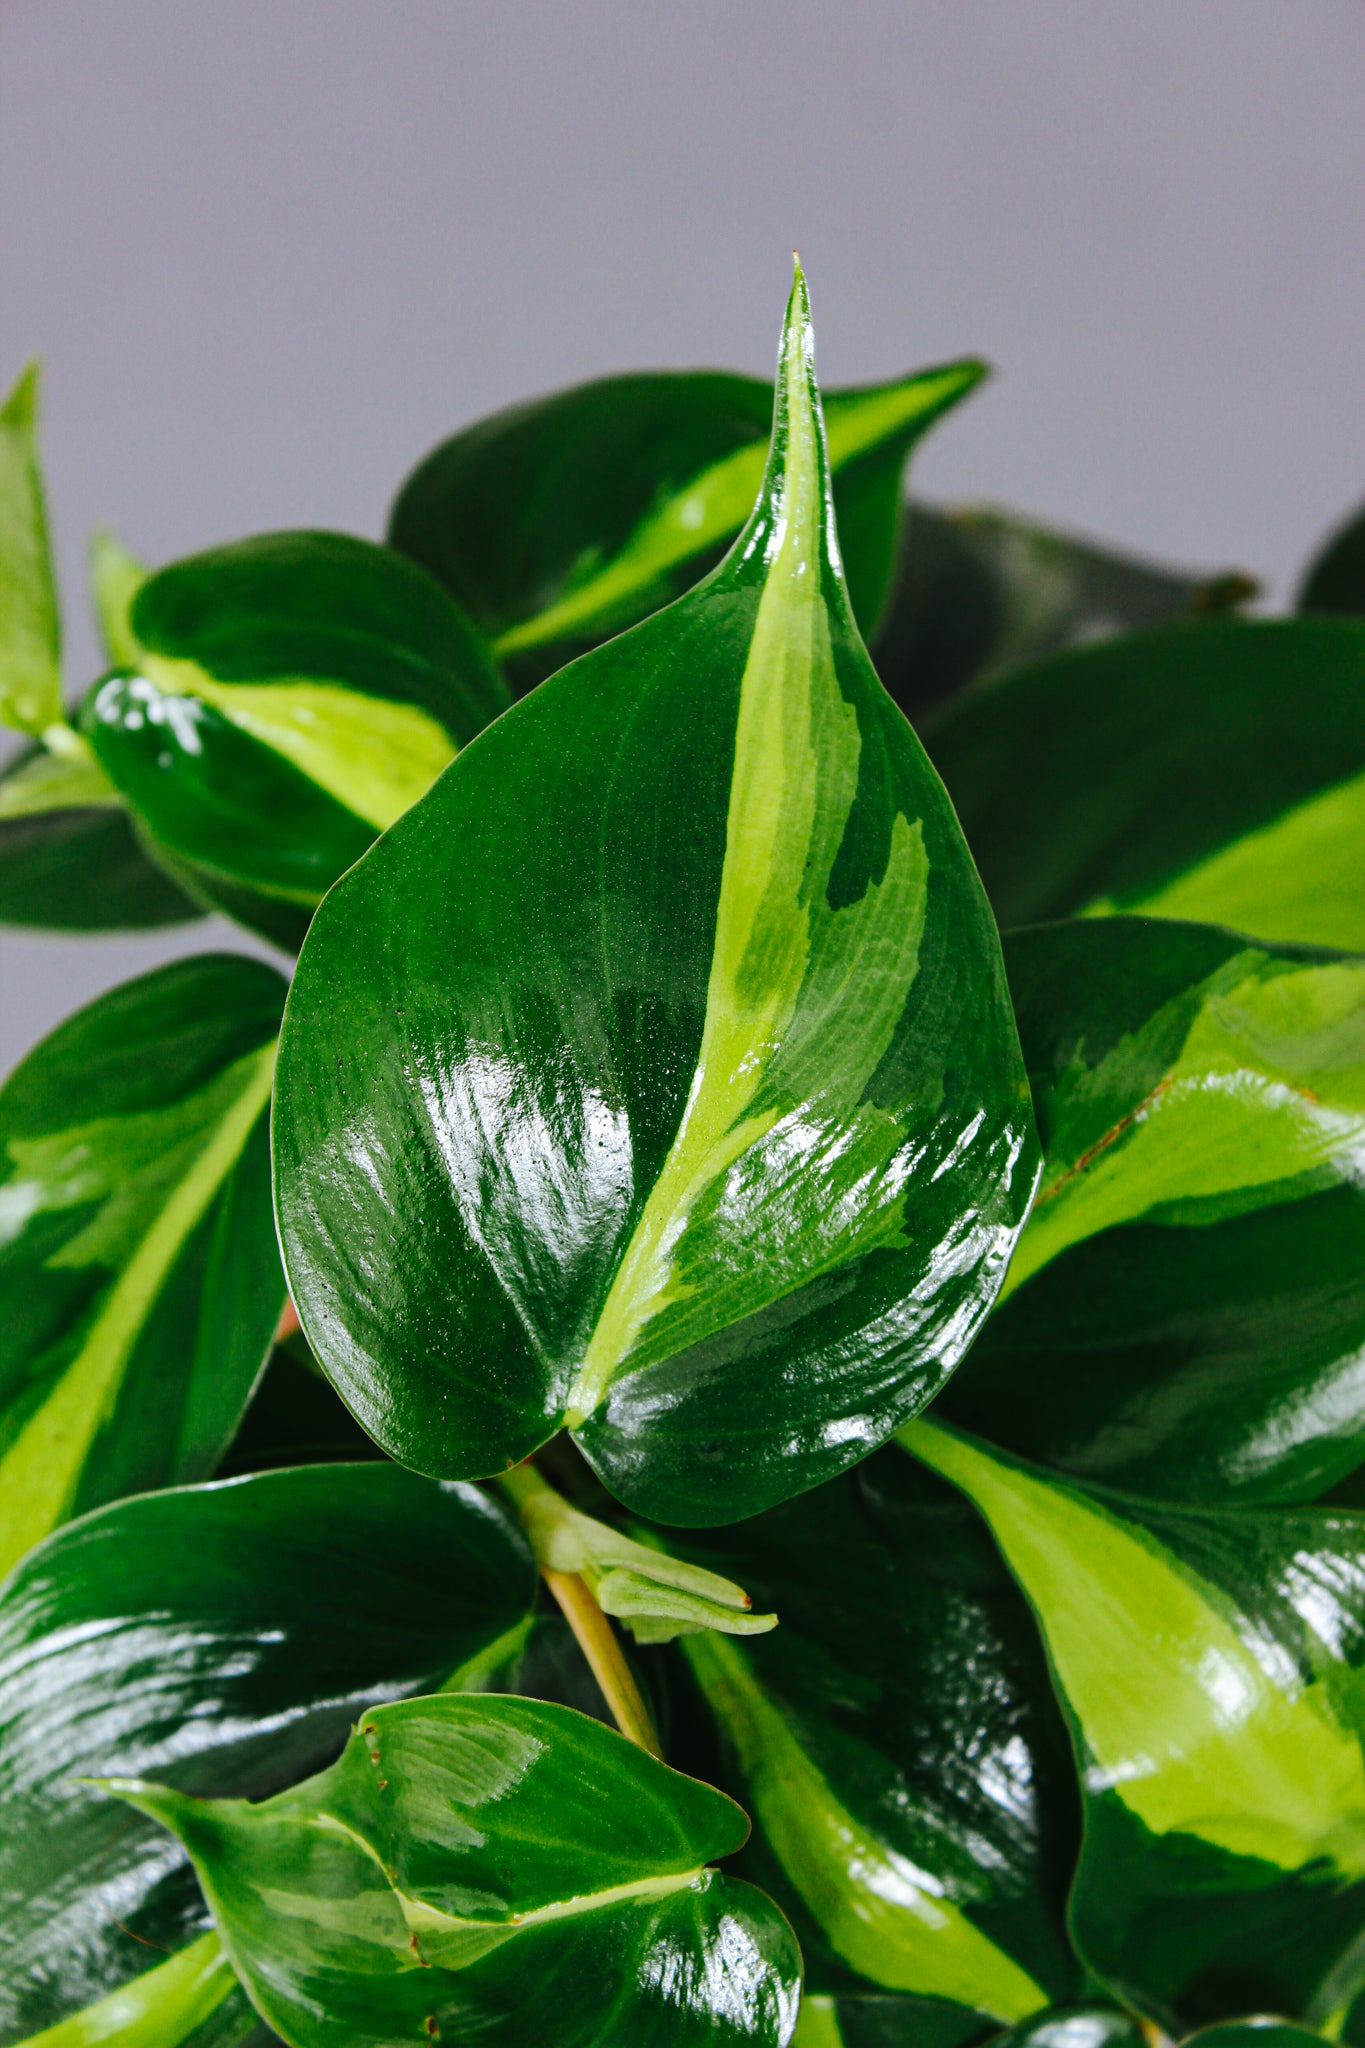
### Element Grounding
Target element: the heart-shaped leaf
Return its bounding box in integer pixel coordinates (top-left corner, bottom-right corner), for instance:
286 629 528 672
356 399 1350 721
662 1447 1080 2024
870 502 1254 724
0 363 61 737
0 1465 535 2042
0 741 202 929
903 1418 1365 2030
0 953 289 1578
275 267 1037 1526
941 917 1365 1504
922 618 1365 948
113 1694 801 2048
389 357 984 689
80 532 510 947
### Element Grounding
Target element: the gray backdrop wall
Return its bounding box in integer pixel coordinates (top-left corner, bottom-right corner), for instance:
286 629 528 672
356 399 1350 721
2 0 1363 1070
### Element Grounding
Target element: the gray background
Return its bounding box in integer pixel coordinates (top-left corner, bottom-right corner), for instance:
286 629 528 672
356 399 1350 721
2 0 1363 1070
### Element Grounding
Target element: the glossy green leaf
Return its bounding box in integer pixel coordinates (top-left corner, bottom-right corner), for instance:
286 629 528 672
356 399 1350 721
663 1447 1079 2024
903 1417 1365 2029
112 1694 801 2048
0 1463 535 2042
941 918 1365 1504
0 953 287 1577
870 501 1254 723
922 619 1365 947
1001 922 1365 1298
389 357 985 688
80 532 510 940
0 363 61 735
1300 500 1365 616
275 268 1036 1526
0 739 202 929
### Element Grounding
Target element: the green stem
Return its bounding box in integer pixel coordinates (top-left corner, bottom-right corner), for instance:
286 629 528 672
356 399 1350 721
540 1564 663 1758
494 1460 776 1644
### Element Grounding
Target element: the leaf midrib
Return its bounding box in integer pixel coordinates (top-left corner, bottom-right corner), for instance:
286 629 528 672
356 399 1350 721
315 1811 705 1942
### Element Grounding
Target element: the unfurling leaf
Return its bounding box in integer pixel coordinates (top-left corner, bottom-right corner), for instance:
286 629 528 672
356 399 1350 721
275 265 1037 1526
111 1695 801 2048
903 1418 1365 2030
498 1462 776 1643
0 362 62 736
0 1466 535 2041
0 954 287 1578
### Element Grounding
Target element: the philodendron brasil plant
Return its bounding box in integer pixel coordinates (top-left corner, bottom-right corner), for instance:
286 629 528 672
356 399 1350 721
4 264 1365 2048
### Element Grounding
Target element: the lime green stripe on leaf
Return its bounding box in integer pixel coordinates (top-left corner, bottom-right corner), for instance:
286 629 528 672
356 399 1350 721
566 265 928 1422
137 654 458 830
0 1039 276 1577
901 1419 1365 1877
1003 955 1365 1300
1115 766 1365 952
687 1631 1047 2022
11 1933 234 2048
790 1997 845 2048
495 358 982 658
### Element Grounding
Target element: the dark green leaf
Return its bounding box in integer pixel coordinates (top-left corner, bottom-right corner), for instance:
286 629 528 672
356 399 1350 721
0 1464 535 2042
81 533 510 938
0 740 203 929
941 917 1365 1504
1299 500 1365 616
0 953 287 1578
0 363 61 736
113 1694 801 2048
388 359 985 689
662 1447 1080 2024
275 268 1037 1525
870 502 1255 723
922 619 1365 947
904 1418 1365 2030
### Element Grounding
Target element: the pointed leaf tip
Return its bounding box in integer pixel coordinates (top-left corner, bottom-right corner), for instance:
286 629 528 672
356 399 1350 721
0 359 41 429
0 354 62 734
